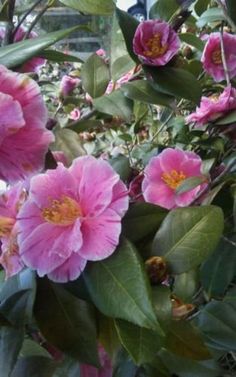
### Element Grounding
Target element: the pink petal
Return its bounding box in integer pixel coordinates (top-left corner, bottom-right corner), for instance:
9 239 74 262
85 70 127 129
143 182 176 210
48 252 87 283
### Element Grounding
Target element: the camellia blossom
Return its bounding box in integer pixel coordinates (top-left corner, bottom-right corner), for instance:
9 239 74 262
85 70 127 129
0 26 45 73
201 32 236 82
142 148 207 210
80 345 112 377
0 183 26 278
186 85 236 127
69 108 81 120
0 65 54 183
17 156 129 282
133 20 180 66
60 75 81 97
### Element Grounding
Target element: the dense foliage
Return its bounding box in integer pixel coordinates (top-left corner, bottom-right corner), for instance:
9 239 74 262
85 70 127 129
0 0 236 376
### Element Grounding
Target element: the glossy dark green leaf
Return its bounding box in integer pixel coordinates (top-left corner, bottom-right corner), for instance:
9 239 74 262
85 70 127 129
147 67 202 104
93 89 133 121
226 0 236 24
83 238 159 330
122 203 167 242
179 33 205 51
115 319 164 365
194 0 211 16
174 269 199 302
200 238 236 298
197 300 236 351
214 110 236 125
110 13 135 81
34 279 99 366
121 80 174 107
81 53 110 98
98 315 120 358
166 321 211 360
152 286 172 328
196 7 225 27
11 356 57 377
175 176 207 195
52 128 85 165
152 206 224 274
0 327 24 377
59 0 115 14
0 26 81 68
116 8 139 64
149 0 179 20
38 49 83 63
159 349 220 377
109 155 131 182
68 120 102 133
0 290 32 327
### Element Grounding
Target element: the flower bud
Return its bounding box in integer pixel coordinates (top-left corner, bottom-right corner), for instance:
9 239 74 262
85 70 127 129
145 256 168 284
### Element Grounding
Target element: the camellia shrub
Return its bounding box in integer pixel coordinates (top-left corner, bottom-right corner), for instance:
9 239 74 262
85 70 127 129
1 0 236 376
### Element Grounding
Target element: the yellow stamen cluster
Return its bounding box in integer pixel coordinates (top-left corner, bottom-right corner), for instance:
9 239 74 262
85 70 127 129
162 170 186 190
212 49 222 65
144 33 168 58
42 196 82 225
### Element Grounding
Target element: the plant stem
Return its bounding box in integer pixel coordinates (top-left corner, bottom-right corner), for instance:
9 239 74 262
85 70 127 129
13 0 44 38
2 0 16 46
24 0 55 39
219 23 230 86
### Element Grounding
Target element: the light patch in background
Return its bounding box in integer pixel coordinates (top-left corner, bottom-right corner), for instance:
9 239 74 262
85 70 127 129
116 0 136 11
0 180 7 192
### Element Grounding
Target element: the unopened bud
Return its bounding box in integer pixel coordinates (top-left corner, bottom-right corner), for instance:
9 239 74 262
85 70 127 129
145 256 168 284
171 296 195 320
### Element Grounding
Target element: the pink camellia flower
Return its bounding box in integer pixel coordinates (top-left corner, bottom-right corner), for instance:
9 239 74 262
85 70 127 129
80 345 112 377
0 26 45 73
201 32 236 82
133 20 180 66
17 156 129 282
0 65 54 183
60 75 81 97
186 85 236 127
0 183 26 278
142 148 207 210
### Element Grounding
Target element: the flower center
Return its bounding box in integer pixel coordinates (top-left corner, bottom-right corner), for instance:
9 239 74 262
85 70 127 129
0 216 15 237
42 196 82 225
144 33 168 58
161 170 186 190
212 49 222 65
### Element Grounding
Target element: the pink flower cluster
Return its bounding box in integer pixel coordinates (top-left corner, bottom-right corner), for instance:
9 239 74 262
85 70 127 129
201 32 236 82
142 148 207 210
186 85 236 127
133 20 180 66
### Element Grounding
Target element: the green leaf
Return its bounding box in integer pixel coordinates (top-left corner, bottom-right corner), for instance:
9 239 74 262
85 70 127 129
121 80 174 107
11 356 57 377
52 128 85 165
93 89 133 121
110 13 135 81
179 33 205 51
81 53 110 98
194 0 211 16
83 238 159 331
116 8 140 64
34 279 99 366
68 120 103 133
200 238 236 298
166 321 211 360
159 349 220 377
0 290 32 327
226 0 236 24
122 203 167 243
196 8 225 28
197 300 236 351
113 349 138 377
214 110 236 125
152 286 172 328
152 206 224 274
149 0 179 21
173 269 199 302
59 0 115 15
38 49 83 63
109 155 131 182
115 319 164 365
0 26 82 68
147 67 202 104
98 315 120 358
0 327 24 377
175 176 208 195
